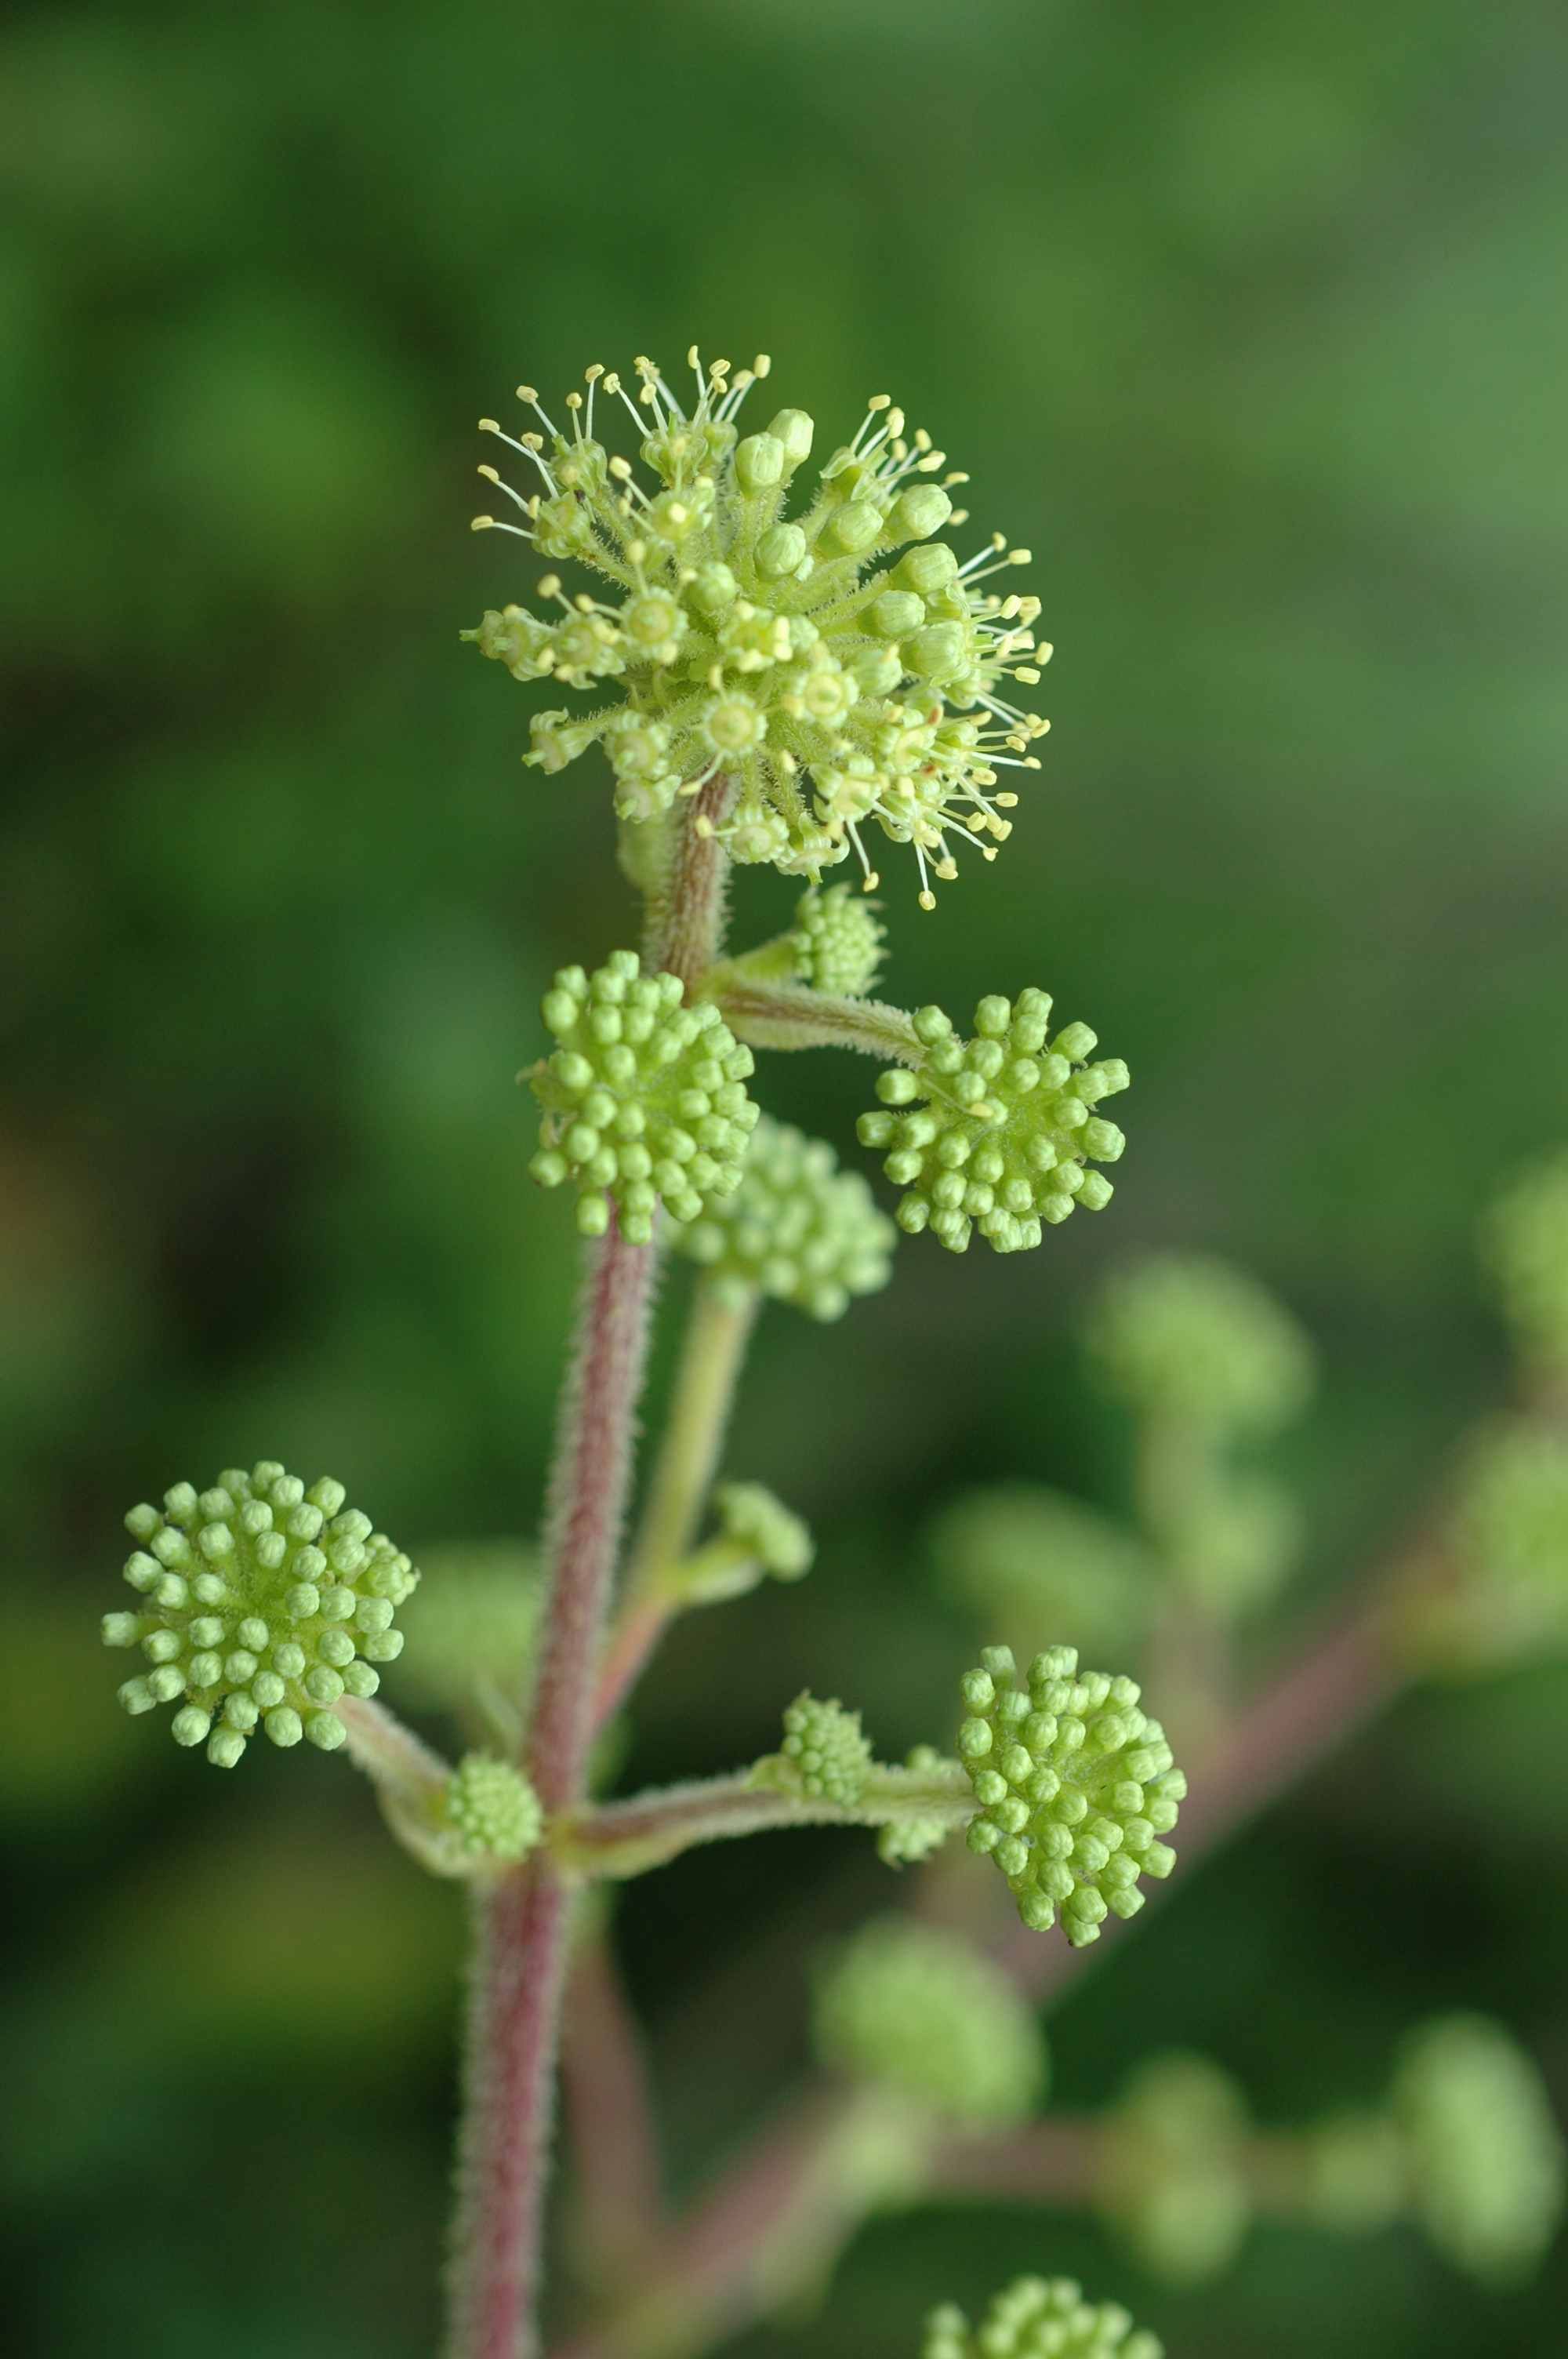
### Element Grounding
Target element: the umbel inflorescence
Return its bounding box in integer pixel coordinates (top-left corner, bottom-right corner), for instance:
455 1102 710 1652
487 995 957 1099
528 949 760 1241
466 349 1050 907
102 1464 417 1767
924 2277 1161 2359
859 991 1128 1253
672 1112 897 1317
959 1645 1184 1941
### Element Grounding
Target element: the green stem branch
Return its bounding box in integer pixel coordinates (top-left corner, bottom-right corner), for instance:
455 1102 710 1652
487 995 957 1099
556 1760 971 1881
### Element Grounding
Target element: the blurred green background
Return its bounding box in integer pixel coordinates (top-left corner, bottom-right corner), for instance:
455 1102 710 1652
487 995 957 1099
4 1 1566 2354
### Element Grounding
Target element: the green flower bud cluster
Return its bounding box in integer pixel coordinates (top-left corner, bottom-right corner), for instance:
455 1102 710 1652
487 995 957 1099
673 1113 896 1319
1099 2053 1252 2285
1090 1253 1315 1436
466 349 1051 905
760 1691 874 1805
788 885 886 997
103 1464 417 1768
528 951 759 1243
444 1753 544 1864
958 1645 1183 1941
931 1485 1152 1658
714 1482 814 1580
813 1916 1046 2125
924 2277 1161 2359
1407 1420 1568 1672
1483 1149 1568 1376
877 1743 960 1866
858 991 1127 1254
1392 2015 1565 2283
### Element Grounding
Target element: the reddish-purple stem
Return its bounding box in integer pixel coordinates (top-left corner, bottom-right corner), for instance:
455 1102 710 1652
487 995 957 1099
447 784 733 2359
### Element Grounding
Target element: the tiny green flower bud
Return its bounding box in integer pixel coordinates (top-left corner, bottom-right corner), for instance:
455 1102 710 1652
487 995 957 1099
924 2277 1162 2359
445 1753 545 1864
891 482 953 540
858 990 1128 1254
1393 2015 1564 2282
735 431 785 493
957 1645 1184 1941
766 408 815 469
529 951 760 1245
673 1114 895 1319
814 1917 1046 2125
103 1465 417 1769
754 522 808 580
866 590 926 640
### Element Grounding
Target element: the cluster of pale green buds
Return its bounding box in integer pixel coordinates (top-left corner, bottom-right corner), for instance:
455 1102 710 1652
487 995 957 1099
466 348 1052 907
959 1645 1183 1940
102 1463 416 1768
924 2277 1161 2359
858 991 1127 1253
528 950 760 1242
755 1690 875 1805
672 1112 896 1317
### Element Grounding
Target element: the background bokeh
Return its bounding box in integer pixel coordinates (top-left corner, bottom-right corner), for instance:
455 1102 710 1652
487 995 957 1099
4 2 1566 2354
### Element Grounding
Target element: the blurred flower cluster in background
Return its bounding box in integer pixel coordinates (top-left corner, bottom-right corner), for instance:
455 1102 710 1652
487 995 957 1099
3 2 1566 2355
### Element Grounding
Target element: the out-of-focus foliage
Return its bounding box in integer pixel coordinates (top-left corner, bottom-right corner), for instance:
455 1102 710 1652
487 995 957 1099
5 2 1566 2357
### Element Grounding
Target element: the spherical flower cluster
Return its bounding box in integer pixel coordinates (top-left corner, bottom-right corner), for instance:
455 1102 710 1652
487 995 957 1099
673 1113 896 1318
930 1485 1152 1658
958 1645 1184 1942
1089 1253 1314 1435
858 991 1127 1254
813 1916 1046 2125
1099 2053 1251 2285
877 1742 961 1867
103 1464 417 1768
923 2277 1162 2359
768 1691 874 1804
1483 1149 1568 1375
466 350 1051 905
528 950 759 1243
445 1753 544 1863
788 885 886 997
1392 2015 1565 2282
714 1481 814 1579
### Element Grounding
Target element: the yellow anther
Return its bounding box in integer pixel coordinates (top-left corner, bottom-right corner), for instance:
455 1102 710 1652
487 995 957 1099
516 385 539 402
477 464 499 483
470 516 494 531
478 417 499 433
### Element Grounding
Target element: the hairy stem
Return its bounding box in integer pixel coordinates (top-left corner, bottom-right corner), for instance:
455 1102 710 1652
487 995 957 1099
596 1284 759 1726
556 1761 972 1880
715 980 921 1062
560 1558 1417 2355
447 786 734 2359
